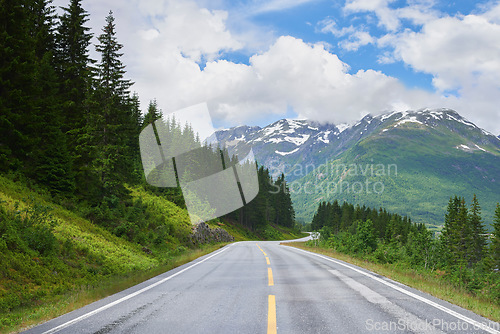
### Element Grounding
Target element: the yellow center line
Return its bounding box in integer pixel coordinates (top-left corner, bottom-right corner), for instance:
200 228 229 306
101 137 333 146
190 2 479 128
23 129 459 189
268 295 277 334
266 257 270 265
268 267 274 286
256 243 267 256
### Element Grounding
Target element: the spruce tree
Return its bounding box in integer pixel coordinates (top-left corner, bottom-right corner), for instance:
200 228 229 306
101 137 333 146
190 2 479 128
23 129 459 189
273 173 294 227
28 0 75 193
0 0 37 171
56 0 94 134
127 92 143 182
441 196 461 265
311 202 326 231
456 198 473 266
469 194 486 265
90 10 135 199
491 204 500 270
142 99 162 129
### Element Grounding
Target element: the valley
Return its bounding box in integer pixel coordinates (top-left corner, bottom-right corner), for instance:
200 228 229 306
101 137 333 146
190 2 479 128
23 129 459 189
217 108 500 229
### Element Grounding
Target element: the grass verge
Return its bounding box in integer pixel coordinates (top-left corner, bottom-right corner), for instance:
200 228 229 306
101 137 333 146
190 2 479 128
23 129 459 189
283 242 500 322
5 243 227 334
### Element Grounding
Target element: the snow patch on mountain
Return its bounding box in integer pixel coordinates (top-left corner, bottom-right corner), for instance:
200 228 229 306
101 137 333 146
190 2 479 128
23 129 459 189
456 143 488 153
285 134 310 146
262 123 284 137
267 137 284 144
337 123 349 134
429 111 444 120
317 131 331 144
394 116 424 127
275 148 300 156
475 144 486 152
446 114 476 128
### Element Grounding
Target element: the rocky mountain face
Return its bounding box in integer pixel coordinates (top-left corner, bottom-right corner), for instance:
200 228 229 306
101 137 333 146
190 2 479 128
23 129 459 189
217 109 500 177
216 109 500 228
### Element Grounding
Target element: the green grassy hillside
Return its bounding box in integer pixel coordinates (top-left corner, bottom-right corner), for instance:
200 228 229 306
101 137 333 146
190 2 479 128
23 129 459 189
0 175 304 333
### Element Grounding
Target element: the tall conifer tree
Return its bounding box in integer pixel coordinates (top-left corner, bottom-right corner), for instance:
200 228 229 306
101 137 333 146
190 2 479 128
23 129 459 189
0 0 36 171
56 0 93 133
33 0 75 193
469 194 487 265
90 10 135 199
491 204 500 269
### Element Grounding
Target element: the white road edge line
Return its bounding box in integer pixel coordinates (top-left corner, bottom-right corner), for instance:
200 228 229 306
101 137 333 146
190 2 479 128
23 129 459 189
329 269 446 334
290 247 500 334
41 244 233 334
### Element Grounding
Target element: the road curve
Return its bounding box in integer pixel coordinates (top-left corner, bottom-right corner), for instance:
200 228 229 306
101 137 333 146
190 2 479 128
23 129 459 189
24 236 499 334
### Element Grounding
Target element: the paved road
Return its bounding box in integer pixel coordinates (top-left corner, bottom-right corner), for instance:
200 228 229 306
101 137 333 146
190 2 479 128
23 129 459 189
25 236 499 334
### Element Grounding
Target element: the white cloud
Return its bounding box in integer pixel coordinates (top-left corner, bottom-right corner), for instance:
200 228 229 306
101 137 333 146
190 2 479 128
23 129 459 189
249 0 318 14
134 1 243 62
339 30 375 51
51 0 500 134
382 14 500 91
344 0 439 31
344 0 401 31
317 18 356 36
186 36 443 126
379 4 500 132
131 33 445 127
317 18 374 51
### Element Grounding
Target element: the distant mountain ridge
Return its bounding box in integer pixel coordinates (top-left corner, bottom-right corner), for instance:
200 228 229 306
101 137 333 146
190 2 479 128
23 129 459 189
217 108 500 177
216 109 500 228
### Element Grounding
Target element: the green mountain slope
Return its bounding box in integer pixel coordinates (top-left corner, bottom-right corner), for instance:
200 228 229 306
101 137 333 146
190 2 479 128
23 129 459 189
291 110 500 229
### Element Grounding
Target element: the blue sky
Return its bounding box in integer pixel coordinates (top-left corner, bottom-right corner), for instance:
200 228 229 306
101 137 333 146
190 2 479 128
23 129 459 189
53 0 500 134
219 0 440 89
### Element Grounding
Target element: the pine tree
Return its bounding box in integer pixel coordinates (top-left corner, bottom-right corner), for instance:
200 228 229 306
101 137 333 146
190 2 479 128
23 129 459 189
142 99 162 129
90 10 135 199
440 196 461 265
273 173 294 227
311 202 326 231
469 194 486 265
0 0 37 171
30 51 75 193
127 92 143 183
56 0 94 134
27 0 75 193
95 11 132 98
456 198 473 266
27 0 56 59
491 204 500 270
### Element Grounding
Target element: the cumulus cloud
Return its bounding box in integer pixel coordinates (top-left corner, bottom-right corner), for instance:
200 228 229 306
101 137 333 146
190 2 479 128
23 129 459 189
317 19 374 51
317 18 356 36
62 0 435 128
344 0 439 30
380 14 500 91
378 4 500 132
249 0 319 14
339 30 375 51
344 0 401 31
192 36 444 125
51 0 500 134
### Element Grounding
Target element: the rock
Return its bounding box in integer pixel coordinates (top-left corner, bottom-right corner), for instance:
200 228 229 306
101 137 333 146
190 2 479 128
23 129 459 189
190 222 235 245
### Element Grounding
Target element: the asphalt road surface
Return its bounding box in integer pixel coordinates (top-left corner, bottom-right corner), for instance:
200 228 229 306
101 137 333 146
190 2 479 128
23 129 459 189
24 236 499 334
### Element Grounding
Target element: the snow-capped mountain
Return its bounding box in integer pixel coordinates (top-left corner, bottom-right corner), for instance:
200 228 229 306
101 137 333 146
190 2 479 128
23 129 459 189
216 108 500 180
216 108 500 227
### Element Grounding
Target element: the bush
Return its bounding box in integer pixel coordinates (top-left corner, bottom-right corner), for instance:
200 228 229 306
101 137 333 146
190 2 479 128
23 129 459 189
23 225 57 256
373 242 406 264
0 200 58 256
